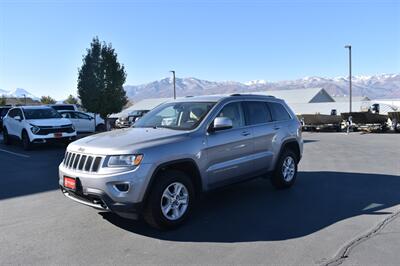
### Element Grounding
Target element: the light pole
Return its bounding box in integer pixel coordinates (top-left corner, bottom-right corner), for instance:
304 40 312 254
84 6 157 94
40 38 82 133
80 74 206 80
23 94 27 106
170 70 176 99
344 45 352 113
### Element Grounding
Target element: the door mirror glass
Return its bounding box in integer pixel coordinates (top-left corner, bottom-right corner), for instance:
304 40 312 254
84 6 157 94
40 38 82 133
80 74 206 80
14 115 22 121
212 117 233 131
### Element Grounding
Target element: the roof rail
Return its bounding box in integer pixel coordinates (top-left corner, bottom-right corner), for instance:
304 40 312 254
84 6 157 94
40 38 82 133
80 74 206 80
230 93 275 98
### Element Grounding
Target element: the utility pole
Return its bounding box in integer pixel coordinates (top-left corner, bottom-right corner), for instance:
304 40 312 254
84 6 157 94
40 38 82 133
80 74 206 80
170 70 176 99
23 94 27 106
344 45 352 113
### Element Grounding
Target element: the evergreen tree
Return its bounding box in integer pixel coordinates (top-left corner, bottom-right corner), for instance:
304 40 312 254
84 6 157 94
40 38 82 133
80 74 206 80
64 94 79 104
40 96 56 104
0 96 6 106
77 37 127 120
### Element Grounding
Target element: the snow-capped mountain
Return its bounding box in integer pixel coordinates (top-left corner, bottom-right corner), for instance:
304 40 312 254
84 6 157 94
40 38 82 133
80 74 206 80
0 88 39 100
124 74 400 101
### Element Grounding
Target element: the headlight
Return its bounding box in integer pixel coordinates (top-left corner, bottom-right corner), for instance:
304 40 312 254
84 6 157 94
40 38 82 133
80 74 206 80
30 124 40 134
107 154 143 167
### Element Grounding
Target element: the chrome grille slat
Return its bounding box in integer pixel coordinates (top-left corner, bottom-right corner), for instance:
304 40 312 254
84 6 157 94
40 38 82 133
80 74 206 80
73 154 81 169
68 153 76 168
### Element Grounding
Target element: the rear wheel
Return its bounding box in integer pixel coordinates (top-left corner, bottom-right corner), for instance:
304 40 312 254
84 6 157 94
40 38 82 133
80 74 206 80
3 128 10 145
271 149 298 189
144 170 195 230
96 124 106 132
21 131 32 151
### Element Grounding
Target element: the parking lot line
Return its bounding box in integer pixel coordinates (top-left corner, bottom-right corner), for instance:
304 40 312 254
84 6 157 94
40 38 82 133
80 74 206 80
0 148 30 158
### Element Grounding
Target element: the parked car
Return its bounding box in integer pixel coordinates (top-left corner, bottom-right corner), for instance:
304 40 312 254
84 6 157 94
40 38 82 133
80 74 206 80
0 106 12 132
49 104 79 111
59 94 303 229
115 110 149 128
2 106 77 150
58 110 106 133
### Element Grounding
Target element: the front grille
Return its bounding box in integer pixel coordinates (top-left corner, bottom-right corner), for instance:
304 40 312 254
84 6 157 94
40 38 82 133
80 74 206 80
37 125 74 135
63 152 103 172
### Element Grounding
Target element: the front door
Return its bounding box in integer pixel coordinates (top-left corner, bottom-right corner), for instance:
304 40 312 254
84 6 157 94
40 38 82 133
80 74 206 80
205 102 254 188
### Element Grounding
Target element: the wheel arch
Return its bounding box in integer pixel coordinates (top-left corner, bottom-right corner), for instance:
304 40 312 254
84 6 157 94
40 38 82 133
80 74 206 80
276 139 301 167
143 159 203 204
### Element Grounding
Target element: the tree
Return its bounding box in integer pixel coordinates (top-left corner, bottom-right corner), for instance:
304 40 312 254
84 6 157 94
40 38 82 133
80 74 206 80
77 37 127 120
0 96 6 106
64 94 78 104
40 96 56 104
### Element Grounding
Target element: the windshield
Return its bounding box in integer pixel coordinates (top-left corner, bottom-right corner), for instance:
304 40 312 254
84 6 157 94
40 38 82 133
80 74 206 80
23 108 62 119
134 101 216 130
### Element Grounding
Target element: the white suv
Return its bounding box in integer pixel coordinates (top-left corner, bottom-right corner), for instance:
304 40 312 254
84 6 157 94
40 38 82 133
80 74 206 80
3 106 77 150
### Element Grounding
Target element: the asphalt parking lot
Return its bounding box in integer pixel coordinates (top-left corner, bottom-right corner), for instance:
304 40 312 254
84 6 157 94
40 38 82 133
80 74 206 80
0 132 399 265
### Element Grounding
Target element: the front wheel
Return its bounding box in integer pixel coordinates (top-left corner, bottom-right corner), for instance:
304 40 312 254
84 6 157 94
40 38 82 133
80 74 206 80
271 150 298 189
22 131 32 151
143 170 195 230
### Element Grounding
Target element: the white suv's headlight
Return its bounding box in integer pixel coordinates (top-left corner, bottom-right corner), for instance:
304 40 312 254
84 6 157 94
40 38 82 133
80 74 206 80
107 154 143 167
30 124 40 134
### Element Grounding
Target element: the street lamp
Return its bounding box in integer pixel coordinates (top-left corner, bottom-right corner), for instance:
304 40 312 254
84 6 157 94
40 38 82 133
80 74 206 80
344 45 352 113
170 70 176 99
22 94 27 106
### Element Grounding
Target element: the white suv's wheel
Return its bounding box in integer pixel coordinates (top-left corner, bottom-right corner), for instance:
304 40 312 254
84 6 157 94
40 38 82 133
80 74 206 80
144 170 195 229
21 131 32 150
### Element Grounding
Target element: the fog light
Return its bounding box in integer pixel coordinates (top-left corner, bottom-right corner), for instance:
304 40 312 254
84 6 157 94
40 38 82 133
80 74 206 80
115 183 130 192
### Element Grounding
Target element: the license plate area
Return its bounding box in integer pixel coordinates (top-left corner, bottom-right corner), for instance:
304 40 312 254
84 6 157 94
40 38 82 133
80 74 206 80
64 176 76 190
54 132 62 138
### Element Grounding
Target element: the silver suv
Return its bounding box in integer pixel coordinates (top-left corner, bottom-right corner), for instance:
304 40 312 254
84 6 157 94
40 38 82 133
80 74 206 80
59 94 303 229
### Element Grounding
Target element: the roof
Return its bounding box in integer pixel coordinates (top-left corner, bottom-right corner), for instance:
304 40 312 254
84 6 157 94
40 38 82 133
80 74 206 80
289 101 397 115
110 98 172 118
19 105 53 110
332 96 371 102
246 88 335 103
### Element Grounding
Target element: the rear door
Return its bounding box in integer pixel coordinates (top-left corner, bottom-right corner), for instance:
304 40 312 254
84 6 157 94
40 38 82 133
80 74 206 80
75 112 94 132
243 101 276 173
205 101 254 188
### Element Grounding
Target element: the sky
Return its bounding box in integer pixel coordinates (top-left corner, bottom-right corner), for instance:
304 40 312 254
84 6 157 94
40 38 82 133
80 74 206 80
0 0 399 99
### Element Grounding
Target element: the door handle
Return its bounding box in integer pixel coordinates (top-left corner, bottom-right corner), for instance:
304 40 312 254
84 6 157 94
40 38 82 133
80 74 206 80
274 126 280 130
241 131 251 136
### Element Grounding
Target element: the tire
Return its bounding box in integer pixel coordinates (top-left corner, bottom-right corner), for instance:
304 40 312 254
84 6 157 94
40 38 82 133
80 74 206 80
96 124 106 132
143 170 195 230
3 127 11 145
271 149 298 189
21 131 32 151
395 122 400 133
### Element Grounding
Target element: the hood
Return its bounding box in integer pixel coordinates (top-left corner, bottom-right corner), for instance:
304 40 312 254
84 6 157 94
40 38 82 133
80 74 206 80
68 127 189 155
27 118 72 127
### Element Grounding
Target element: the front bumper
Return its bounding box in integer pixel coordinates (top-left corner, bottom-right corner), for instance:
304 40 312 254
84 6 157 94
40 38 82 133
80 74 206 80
60 186 143 219
30 131 77 143
59 162 153 219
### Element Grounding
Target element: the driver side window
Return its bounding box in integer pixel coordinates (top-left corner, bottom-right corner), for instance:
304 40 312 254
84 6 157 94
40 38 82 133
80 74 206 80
217 102 244 128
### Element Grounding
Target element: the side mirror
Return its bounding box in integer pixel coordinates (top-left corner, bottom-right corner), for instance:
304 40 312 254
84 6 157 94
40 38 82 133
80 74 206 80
14 115 22 121
212 117 233 131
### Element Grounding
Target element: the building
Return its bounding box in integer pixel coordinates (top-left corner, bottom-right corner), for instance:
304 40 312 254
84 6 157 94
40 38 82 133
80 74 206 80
249 88 335 104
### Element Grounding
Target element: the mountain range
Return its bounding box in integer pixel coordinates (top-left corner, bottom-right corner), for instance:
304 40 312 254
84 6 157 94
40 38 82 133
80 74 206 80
1 74 399 102
124 73 400 102
0 88 39 100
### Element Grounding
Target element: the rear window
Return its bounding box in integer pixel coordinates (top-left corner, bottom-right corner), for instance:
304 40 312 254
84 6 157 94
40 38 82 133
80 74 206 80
268 102 292 121
51 105 75 111
244 101 272 125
